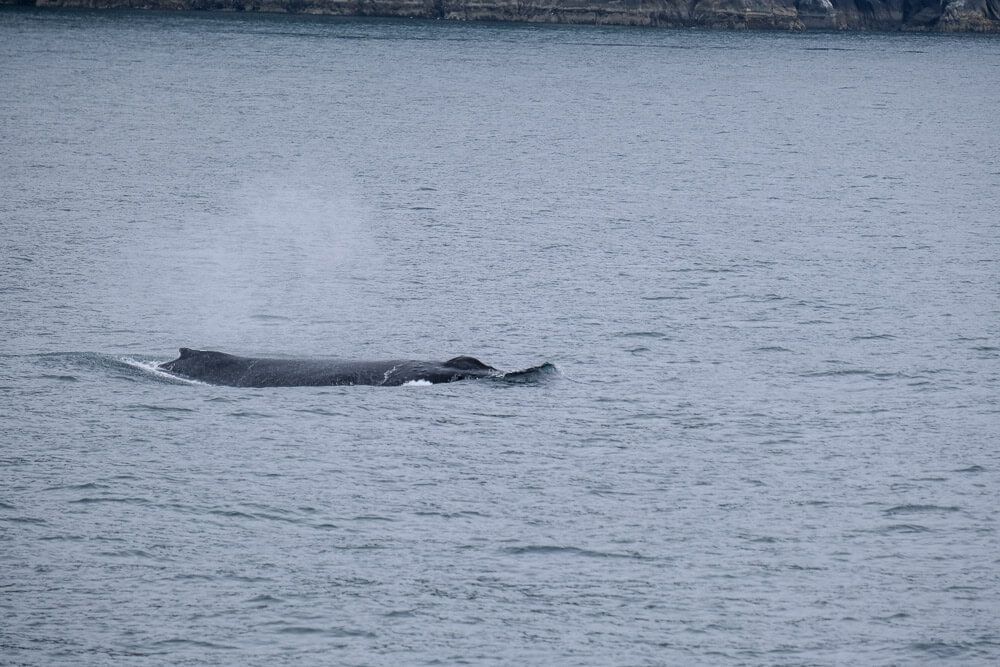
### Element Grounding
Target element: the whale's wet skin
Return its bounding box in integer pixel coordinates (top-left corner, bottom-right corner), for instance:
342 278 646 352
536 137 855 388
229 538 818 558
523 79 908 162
158 348 552 386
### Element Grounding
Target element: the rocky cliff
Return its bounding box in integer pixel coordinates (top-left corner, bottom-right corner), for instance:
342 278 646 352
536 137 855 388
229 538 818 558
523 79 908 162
12 0 1000 31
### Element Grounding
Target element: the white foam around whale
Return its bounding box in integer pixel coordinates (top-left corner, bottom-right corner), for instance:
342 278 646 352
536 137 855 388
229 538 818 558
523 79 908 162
121 357 209 386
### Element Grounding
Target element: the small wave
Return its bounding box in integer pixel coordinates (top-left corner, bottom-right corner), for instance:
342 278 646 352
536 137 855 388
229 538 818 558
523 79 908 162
294 407 350 416
1 515 46 524
248 594 284 604
43 482 108 491
618 331 670 339
873 612 911 621
208 509 256 520
274 626 325 635
403 379 433 387
151 639 237 650
97 549 157 559
329 543 384 550
70 496 151 505
39 374 79 382
501 545 649 560
219 573 273 583
884 504 960 515
207 508 302 525
803 368 878 378
954 465 986 473
170 573 214 581
804 368 915 381
273 625 375 638
414 510 487 519
876 523 932 534
125 404 196 414
910 640 973 659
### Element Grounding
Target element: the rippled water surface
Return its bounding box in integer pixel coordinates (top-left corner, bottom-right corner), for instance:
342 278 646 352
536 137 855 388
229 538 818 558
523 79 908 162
2 8 999 664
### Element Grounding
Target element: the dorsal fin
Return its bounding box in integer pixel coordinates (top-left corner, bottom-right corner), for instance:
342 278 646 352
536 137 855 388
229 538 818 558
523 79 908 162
179 347 198 358
444 356 495 371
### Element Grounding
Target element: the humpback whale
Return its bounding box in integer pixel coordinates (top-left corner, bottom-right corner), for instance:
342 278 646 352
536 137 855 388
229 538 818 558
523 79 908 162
158 348 550 387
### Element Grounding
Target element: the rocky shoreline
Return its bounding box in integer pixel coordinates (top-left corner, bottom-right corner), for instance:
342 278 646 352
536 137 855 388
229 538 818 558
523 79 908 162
7 0 1000 32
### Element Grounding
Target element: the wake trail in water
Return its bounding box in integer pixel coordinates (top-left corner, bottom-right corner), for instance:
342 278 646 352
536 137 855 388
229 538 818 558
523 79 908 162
119 357 209 386
27 352 207 386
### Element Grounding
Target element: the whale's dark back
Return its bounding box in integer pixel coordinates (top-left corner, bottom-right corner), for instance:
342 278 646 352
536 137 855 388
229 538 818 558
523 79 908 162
158 349 502 387
440 356 494 372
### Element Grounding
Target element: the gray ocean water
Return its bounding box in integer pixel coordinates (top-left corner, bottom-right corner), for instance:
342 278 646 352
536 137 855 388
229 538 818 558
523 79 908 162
2 8 999 664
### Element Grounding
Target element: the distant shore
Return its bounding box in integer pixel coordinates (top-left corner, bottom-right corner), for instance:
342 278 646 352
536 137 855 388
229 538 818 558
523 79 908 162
5 0 1000 32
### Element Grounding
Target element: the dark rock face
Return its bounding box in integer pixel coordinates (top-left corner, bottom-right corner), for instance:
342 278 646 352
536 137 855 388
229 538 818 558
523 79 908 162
15 0 1000 31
